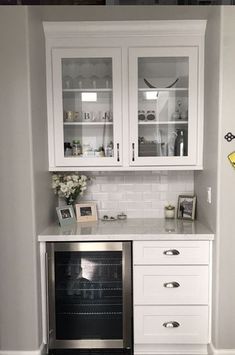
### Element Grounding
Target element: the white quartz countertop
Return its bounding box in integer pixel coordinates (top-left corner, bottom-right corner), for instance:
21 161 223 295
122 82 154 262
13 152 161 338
38 218 214 242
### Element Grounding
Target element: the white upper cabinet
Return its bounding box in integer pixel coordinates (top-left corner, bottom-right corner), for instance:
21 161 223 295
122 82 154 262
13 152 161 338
51 48 122 167
44 21 206 171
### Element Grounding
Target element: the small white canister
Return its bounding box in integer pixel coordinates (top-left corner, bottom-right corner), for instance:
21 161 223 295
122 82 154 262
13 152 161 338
164 205 175 219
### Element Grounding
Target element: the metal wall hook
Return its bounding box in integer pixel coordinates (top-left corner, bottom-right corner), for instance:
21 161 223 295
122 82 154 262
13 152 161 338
224 132 235 142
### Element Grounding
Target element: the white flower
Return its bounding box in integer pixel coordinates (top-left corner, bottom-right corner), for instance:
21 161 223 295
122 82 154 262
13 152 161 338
51 172 89 200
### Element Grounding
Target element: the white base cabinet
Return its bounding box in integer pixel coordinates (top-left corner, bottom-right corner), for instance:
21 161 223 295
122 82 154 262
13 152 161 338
133 240 211 354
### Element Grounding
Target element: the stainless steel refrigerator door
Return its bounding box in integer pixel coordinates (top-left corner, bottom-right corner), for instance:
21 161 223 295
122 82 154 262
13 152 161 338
46 242 132 350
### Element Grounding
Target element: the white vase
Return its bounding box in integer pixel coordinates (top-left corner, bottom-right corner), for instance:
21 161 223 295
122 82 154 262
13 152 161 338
164 208 175 219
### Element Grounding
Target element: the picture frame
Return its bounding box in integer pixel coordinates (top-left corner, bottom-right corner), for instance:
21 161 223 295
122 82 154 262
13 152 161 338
56 205 76 226
177 195 197 220
75 202 98 223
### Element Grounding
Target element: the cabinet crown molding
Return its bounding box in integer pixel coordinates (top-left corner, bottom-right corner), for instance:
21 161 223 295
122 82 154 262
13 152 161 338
43 20 207 38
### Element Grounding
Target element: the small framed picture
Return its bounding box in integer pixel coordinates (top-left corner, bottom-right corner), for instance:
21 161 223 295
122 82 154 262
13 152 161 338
56 206 76 226
75 202 98 223
177 195 196 220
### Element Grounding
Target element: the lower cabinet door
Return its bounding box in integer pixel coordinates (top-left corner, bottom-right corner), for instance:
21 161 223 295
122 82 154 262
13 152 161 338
134 306 209 344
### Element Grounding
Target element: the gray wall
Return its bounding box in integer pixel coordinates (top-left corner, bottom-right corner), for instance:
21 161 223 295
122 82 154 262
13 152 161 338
0 7 55 351
195 7 235 350
41 4 210 21
0 5 234 352
194 7 221 349
27 6 56 346
215 7 235 348
0 7 40 350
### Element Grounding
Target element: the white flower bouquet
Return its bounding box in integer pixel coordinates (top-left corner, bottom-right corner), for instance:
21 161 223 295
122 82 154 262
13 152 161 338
52 173 89 205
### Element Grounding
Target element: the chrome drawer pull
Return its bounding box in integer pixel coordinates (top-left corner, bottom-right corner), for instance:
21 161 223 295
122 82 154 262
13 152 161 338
163 249 180 256
163 321 180 328
163 281 180 288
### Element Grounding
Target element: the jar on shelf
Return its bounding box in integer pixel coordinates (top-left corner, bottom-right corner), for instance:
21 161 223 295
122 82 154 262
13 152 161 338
146 110 156 120
64 142 72 157
72 140 82 156
63 75 73 89
138 110 145 121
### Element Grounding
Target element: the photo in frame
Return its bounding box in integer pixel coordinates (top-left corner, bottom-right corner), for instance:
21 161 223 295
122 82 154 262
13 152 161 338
177 195 197 220
75 202 98 222
56 205 76 226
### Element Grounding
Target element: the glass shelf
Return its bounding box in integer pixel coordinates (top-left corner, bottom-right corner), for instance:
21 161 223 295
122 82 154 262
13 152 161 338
138 87 188 92
63 88 113 92
138 121 188 125
64 122 113 126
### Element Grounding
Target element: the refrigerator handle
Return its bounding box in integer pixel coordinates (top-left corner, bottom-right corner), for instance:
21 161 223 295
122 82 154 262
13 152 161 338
122 242 132 349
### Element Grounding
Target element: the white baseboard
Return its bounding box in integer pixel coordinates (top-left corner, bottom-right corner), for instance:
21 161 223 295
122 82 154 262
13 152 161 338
208 343 235 355
0 343 45 355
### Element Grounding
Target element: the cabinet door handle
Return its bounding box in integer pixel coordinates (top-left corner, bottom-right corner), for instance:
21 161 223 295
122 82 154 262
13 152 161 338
163 249 180 256
117 143 120 162
132 143 135 161
163 281 180 288
163 321 180 328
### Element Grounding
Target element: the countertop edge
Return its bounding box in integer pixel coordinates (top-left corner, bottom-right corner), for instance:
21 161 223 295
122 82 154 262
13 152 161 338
38 233 214 242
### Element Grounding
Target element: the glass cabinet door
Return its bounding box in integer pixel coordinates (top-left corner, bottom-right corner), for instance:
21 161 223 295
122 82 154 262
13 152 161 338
52 48 122 167
129 47 198 166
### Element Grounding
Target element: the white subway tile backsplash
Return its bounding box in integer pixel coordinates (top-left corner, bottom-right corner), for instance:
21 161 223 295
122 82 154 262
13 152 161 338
82 171 194 219
101 200 119 210
92 192 109 201
143 209 163 218
117 184 133 192
118 201 152 210
125 192 143 201
143 192 160 201
101 184 118 192
107 192 126 201
132 184 152 192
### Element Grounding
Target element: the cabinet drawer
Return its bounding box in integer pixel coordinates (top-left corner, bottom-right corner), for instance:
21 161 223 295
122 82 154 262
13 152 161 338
134 305 209 344
134 265 208 305
133 241 209 265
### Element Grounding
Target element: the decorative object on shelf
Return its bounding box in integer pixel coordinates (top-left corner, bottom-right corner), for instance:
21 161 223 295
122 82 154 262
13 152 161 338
75 202 98 222
177 195 196 220
117 212 127 220
73 74 84 89
101 215 117 221
228 151 235 169
72 140 82 156
174 129 187 157
105 141 114 157
95 146 105 157
172 111 180 120
63 75 73 89
172 99 187 121
164 205 175 219
168 131 178 156
224 132 235 142
138 110 146 121
146 110 156 121
83 144 94 157
180 110 188 120
52 173 89 206
64 110 75 122
56 205 76 226
64 142 72 157
144 77 179 89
